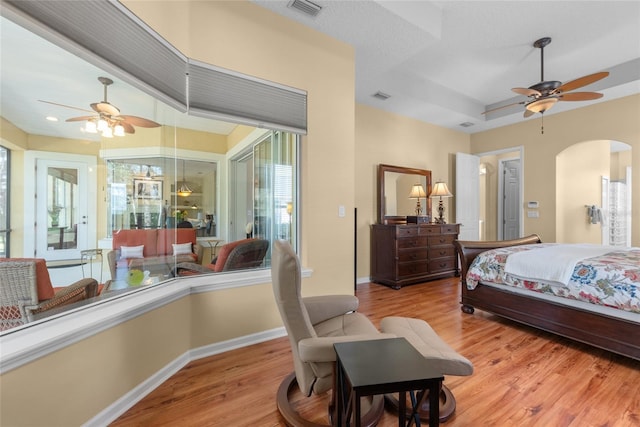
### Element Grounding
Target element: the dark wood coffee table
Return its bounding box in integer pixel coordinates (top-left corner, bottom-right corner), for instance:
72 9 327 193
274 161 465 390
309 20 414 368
333 338 444 427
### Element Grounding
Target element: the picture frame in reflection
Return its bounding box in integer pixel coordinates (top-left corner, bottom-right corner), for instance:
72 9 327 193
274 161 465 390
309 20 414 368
133 179 162 200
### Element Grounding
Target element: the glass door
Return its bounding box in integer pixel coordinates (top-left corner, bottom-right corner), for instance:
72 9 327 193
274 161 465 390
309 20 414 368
36 158 90 260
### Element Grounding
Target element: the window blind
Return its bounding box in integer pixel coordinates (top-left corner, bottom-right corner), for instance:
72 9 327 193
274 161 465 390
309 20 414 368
3 0 308 134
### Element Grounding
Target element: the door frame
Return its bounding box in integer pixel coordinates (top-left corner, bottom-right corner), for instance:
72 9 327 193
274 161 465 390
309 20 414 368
23 151 97 260
476 146 525 240
498 157 521 240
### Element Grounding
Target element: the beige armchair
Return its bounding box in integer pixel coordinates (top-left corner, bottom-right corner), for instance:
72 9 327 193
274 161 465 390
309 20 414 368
271 240 393 426
0 259 98 330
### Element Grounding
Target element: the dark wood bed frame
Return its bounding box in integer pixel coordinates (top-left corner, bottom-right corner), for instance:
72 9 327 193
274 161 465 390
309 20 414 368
453 235 640 361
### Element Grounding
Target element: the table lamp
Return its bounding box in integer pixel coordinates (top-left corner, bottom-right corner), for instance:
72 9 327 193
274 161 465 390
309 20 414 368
429 182 453 224
408 184 427 216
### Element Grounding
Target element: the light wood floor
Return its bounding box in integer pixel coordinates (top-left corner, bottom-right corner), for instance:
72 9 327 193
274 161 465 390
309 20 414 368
112 278 640 427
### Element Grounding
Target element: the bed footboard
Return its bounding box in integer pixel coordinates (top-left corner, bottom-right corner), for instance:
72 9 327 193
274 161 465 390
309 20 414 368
452 234 640 360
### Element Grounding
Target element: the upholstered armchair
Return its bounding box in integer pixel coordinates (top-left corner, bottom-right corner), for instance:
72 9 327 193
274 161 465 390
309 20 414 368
0 259 98 330
174 238 269 276
271 240 393 426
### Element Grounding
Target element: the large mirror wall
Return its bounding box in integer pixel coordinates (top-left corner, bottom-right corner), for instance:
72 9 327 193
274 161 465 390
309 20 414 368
0 12 299 332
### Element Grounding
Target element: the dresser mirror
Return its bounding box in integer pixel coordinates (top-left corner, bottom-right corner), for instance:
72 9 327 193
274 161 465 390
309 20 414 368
377 164 432 224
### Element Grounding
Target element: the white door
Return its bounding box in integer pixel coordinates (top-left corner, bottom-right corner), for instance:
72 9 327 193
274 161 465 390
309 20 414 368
36 159 92 260
455 152 480 240
501 159 521 240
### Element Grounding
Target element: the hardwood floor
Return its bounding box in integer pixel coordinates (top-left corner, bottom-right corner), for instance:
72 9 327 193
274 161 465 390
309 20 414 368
112 278 640 426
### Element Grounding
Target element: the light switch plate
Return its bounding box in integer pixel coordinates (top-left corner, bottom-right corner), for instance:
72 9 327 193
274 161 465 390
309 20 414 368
338 205 346 217
527 210 539 218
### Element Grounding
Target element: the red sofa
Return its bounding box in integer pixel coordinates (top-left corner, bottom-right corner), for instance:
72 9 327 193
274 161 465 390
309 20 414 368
107 229 203 280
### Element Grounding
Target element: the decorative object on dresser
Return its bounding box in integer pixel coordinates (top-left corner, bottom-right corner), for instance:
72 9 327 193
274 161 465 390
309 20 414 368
429 181 453 224
371 223 460 289
408 183 427 215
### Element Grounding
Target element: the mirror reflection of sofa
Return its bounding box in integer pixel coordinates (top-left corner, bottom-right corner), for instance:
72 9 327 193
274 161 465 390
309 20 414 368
174 238 269 276
107 229 203 281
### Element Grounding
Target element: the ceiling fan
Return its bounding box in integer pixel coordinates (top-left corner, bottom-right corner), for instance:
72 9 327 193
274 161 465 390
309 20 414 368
40 76 160 137
484 37 609 118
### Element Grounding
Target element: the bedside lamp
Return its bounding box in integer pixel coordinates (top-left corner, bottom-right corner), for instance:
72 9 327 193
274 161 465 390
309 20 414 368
408 184 427 216
429 181 453 224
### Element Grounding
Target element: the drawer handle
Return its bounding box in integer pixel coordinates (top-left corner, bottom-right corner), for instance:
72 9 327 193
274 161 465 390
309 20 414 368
439 238 446 243
439 250 447 256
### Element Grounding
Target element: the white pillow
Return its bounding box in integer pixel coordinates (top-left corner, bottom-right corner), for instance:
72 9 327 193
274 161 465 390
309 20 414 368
173 242 193 256
120 245 144 258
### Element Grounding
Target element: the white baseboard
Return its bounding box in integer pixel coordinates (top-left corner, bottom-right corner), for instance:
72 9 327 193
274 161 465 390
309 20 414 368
84 327 286 427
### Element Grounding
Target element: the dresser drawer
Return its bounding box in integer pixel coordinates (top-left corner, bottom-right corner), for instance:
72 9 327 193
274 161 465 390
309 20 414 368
396 226 418 237
398 261 430 277
398 248 429 262
441 224 459 234
428 234 456 247
398 236 428 249
429 257 456 273
428 246 455 259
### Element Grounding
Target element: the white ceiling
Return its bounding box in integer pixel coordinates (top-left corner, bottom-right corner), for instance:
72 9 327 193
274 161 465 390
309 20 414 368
1 1 639 141
254 0 640 133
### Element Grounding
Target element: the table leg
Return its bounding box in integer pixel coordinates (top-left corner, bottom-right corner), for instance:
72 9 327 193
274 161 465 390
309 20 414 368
399 391 406 427
428 381 440 427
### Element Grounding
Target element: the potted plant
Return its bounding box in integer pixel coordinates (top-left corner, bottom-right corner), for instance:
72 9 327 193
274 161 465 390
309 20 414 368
48 205 64 227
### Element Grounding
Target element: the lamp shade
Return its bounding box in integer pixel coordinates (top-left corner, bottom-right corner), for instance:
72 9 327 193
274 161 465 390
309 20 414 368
429 182 453 198
408 184 427 199
526 97 558 114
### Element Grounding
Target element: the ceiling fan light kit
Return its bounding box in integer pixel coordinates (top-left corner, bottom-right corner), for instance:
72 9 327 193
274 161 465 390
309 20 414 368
484 37 609 133
41 76 161 138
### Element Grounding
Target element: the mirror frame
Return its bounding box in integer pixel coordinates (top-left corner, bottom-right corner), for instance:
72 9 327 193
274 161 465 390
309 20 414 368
377 164 432 224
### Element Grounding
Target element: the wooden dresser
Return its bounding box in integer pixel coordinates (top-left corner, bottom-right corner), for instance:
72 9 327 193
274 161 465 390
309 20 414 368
370 223 460 289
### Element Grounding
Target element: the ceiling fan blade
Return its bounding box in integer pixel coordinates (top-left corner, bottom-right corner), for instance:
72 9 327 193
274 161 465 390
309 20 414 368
512 87 541 97
121 121 136 134
558 92 604 101
38 100 94 113
523 109 536 118
482 101 525 115
65 115 97 122
555 71 609 94
91 102 120 116
120 115 161 128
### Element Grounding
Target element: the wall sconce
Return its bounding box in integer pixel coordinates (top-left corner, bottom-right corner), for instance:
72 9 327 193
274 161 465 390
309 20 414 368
429 181 453 224
408 184 427 216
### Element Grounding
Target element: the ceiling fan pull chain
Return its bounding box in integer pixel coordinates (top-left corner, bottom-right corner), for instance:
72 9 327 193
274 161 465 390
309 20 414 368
541 113 544 134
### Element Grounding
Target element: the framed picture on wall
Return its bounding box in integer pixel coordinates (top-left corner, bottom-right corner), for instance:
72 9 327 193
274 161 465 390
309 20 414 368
133 179 162 200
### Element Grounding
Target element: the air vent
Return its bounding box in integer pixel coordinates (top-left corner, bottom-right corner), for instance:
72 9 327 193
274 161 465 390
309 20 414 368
372 91 391 101
287 0 322 17
459 122 475 128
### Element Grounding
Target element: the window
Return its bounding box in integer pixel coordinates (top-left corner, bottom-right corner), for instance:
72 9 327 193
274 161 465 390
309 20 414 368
0 10 304 330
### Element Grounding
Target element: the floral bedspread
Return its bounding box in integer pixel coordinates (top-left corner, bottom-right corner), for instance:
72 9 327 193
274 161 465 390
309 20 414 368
466 244 640 314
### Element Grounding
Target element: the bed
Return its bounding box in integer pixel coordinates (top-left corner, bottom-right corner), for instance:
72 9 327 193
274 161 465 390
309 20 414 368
454 235 640 360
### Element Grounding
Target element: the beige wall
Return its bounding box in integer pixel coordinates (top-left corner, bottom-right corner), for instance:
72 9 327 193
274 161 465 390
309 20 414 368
354 104 470 278
556 140 610 243
470 94 640 246
1 2 357 425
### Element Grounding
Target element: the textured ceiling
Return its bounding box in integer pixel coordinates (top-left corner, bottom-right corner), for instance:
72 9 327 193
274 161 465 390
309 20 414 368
253 0 640 133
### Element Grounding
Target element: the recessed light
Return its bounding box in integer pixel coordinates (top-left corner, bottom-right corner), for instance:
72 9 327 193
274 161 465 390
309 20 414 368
46 116 59 122
459 122 474 128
